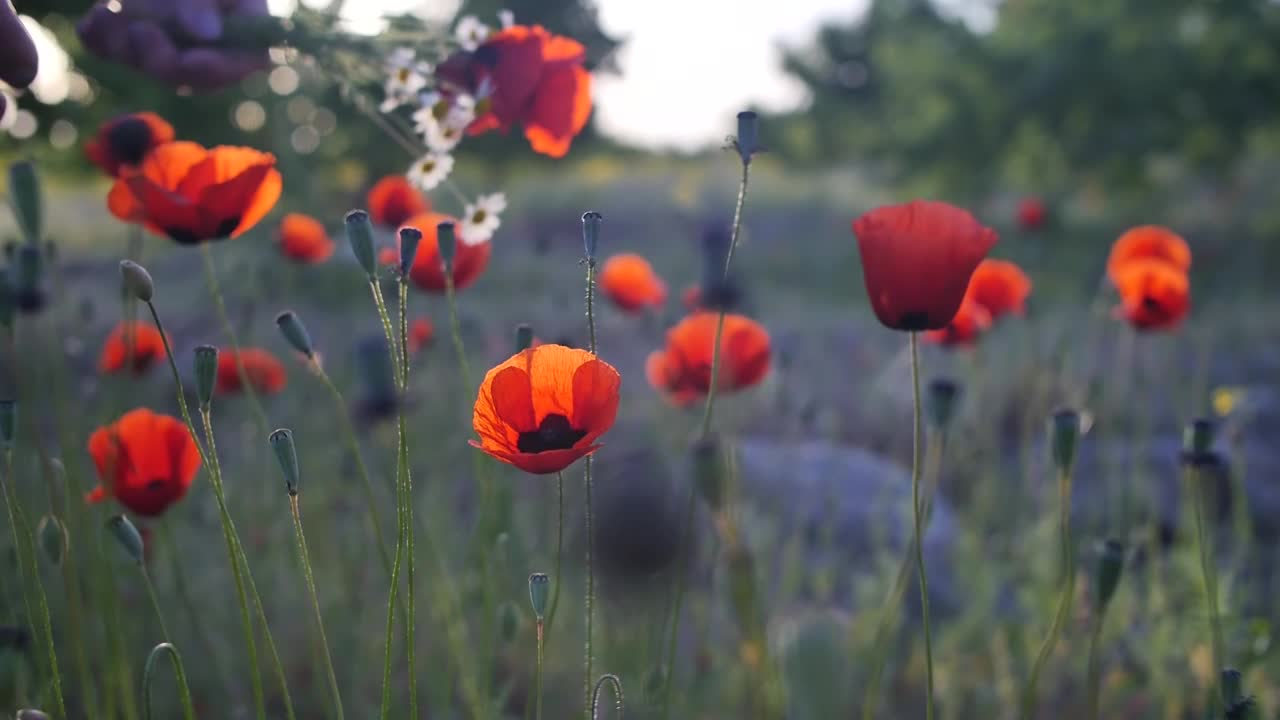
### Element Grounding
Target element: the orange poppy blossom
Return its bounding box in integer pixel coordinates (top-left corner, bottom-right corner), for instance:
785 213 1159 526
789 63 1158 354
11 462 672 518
84 112 175 177
107 141 282 245
216 348 287 395
852 200 999 332
438 24 592 158
277 213 335 264
1112 259 1191 332
922 297 993 348
1105 225 1191 285
408 318 434 353
98 321 168 375
367 175 430 228
86 408 200 516
470 344 620 474
376 212 491 292
646 312 772 406
599 253 668 313
965 259 1032 321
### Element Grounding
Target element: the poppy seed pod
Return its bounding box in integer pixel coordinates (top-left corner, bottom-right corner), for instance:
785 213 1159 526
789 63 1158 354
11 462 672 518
106 514 145 563
436 221 457 274
275 311 314 359
269 428 300 495
1094 539 1124 612
925 378 961 430
12 244 45 313
344 210 377 278
8 161 42 243
515 323 534 352
37 514 67 567
398 226 422 277
582 211 602 263
528 572 550 619
0 399 15 449
1049 408 1081 472
1222 668 1244 706
118 260 154 302
735 110 761 164
1181 417 1217 467
691 434 727 511
193 345 219 409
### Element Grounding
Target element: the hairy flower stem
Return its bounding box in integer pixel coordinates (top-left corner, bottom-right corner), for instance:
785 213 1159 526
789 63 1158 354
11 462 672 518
290 494 345 719
1085 616 1107 720
583 257 599 719
534 617 546 720
143 643 197 720
1020 463 1077 718
397 278 419 719
200 244 270 437
140 568 173 644
546 473 566 632
909 332 937 720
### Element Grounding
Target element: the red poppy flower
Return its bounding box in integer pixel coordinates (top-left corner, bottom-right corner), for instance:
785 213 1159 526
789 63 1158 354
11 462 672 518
1106 225 1191 285
1017 197 1047 231
599 254 667 313
922 297 993 348
378 212 491 293
965 259 1032 321
277 213 334 264
408 318 434 353
368 175 430 228
85 112 175 177
852 200 998 331
86 408 200 516
107 141 282 245
470 344 620 474
681 285 702 312
98 321 168 375
1112 260 1190 332
439 24 592 158
645 312 771 406
216 348 287 395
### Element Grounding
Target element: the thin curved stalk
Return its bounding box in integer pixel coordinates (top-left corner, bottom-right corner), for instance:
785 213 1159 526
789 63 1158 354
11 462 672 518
582 258 599 719
908 333 935 720
1085 618 1106 720
397 278 419 720
143 642 197 720
290 494 345 719
545 472 565 632
140 569 173 645
591 674 624 719
1020 463 1076 718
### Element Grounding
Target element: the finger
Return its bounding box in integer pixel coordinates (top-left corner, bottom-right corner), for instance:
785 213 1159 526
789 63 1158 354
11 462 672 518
0 2 39 88
126 21 181 85
174 0 223 42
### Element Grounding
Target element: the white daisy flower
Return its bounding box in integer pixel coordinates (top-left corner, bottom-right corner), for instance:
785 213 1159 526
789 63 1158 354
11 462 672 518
459 193 507 245
455 15 491 52
380 48 431 112
414 95 476 151
407 152 455 191
497 10 515 29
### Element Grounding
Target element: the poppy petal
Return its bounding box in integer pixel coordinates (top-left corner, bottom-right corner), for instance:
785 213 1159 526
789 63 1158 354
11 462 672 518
470 440 599 475
524 65 592 159
570 359 621 444
489 366 538 433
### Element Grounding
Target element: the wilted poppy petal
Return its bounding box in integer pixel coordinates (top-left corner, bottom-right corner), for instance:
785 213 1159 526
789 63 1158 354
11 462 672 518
524 65 592 159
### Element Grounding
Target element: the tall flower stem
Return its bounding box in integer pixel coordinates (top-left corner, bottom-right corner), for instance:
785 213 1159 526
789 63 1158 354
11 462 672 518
660 154 753 720
290 492 345 719
143 643 197 720
397 277 419 720
199 243 271 437
545 472 566 632
582 254 599 720
1189 466 1224 708
1020 463 1077 718
908 332 936 720
140 567 174 644
1085 616 1106 720
534 611 546 720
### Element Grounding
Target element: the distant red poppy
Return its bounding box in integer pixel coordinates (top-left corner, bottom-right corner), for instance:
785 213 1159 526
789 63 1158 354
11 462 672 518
277 213 334 264
438 24 592 158
599 254 667 313
965 259 1032 321
216 348 287 395
922 297 993 348
852 200 998 331
367 175 430 228
86 408 200 516
85 112 175 177
646 312 771 406
107 141 282 245
1113 260 1190 332
98 321 167 375
1017 197 1047 231
378 212 491 292
408 318 434 353
681 285 702 312
470 344 620 474
1106 226 1191 285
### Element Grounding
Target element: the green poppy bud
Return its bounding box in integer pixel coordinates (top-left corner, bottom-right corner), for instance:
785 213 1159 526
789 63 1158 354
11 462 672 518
436 221 457 275
275 311 314 358
1181 417 1217 467
581 211 602 263
735 110 761 164
1049 408 1082 472
119 260 154 302
528 573 550 619
107 515 145 564
344 210 377 278
398 227 421 277
193 345 218 409
1094 539 1124 612
269 428 300 495
37 515 67 567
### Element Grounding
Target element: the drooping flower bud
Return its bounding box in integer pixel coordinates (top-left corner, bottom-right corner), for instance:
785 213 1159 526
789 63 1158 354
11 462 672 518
925 378 961 431
119 260 154 302
1049 408 1082 473
193 345 218 409
581 211 602 264
344 210 377 278
275 311 314 359
37 514 67 567
1094 539 1124 612
735 110 761 164
436 221 457 275
691 434 727 511
528 572 550 620
514 323 534 352
106 515 145 564
269 428 300 496
398 226 422 277
8 161 42 243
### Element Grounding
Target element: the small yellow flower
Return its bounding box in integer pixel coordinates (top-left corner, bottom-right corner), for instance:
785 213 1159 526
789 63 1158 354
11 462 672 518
1213 386 1245 418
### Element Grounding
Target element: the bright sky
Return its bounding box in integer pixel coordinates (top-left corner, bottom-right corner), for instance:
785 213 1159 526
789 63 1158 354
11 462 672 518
265 0 870 150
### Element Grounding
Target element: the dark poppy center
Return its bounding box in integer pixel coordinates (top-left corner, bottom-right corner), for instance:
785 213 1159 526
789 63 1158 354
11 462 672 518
898 311 932 331
517 413 586 454
146 478 168 492
473 44 500 68
1141 295 1162 312
107 118 154 166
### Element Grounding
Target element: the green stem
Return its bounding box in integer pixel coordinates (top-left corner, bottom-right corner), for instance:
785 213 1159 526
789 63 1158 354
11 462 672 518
1190 466 1224 708
545 472 565 633
1085 616 1106 720
582 258 599 720
659 482 697 720
140 568 173 644
1020 464 1077 719
290 494 346 719
398 278 419 720
369 280 404 384
143 642 197 720
534 619 545 720
908 332 936 720
200 243 271 438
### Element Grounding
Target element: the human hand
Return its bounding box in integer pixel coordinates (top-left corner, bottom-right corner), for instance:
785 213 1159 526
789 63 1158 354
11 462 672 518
77 0 270 91
1 1 39 117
